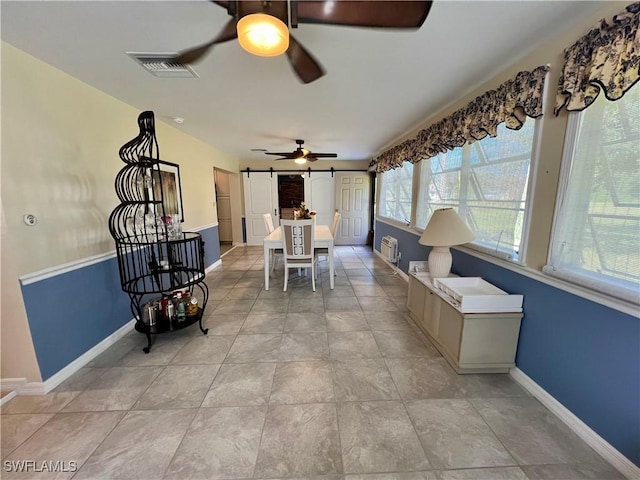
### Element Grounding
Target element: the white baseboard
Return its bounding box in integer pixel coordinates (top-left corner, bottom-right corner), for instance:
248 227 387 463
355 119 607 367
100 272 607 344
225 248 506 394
373 249 408 282
1 378 27 401
220 246 238 258
0 390 17 406
7 319 136 396
205 259 223 273
510 367 639 480
0 378 27 392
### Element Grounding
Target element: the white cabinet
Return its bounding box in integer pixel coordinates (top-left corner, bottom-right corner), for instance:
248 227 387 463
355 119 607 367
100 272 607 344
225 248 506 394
406 273 523 374
407 276 426 321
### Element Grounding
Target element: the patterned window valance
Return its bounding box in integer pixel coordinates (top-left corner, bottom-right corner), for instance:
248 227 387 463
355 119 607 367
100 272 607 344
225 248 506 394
555 2 640 115
372 65 549 173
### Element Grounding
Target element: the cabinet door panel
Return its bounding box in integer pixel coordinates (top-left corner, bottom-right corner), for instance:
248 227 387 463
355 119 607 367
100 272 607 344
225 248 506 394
437 301 463 360
459 316 521 366
407 277 425 321
422 288 439 338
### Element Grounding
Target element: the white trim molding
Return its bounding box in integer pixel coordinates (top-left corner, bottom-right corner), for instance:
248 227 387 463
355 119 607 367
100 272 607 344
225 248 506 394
0 390 17 407
20 251 118 286
7 319 136 397
373 248 409 282
192 222 218 232
510 367 639 480
220 246 238 258
42 319 136 393
19 223 220 286
205 259 223 274
0 378 27 402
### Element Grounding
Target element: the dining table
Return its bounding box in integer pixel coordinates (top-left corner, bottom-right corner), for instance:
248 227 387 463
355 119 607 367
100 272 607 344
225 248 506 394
263 224 335 290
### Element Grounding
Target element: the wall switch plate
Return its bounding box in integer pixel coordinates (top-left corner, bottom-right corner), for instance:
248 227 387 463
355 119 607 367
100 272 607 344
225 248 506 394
23 214 37 226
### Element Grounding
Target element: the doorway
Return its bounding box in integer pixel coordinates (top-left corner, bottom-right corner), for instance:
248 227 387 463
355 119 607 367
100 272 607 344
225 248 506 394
278 175 304 220
214 169 234 255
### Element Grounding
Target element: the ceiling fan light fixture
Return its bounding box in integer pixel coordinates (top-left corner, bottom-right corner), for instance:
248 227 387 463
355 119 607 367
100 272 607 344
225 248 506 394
294 157 307 165
237 13 289 57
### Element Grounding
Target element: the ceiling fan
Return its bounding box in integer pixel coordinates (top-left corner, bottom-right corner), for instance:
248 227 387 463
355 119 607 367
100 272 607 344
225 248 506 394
264 139 337 163
176 0 432 84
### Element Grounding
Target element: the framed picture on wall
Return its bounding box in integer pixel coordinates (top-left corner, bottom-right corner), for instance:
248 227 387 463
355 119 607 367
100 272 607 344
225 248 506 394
151 160 184 222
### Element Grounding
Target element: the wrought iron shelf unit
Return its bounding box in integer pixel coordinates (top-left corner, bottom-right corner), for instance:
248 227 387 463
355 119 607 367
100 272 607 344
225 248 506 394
109 111 209 353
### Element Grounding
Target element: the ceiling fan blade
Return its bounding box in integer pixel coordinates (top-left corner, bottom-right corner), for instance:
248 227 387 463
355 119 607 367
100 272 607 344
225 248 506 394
306 157 319 162
286 35 325 84
211 0 230 9
175 17 238 64
264 152 297 157
309 153 337 158
295 1 432 28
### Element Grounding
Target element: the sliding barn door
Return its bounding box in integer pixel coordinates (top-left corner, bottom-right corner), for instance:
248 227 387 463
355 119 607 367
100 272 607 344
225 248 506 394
243 172 278 245
304 172 335 227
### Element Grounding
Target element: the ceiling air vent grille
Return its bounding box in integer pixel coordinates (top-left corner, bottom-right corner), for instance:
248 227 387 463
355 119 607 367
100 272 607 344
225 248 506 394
127 53 198 78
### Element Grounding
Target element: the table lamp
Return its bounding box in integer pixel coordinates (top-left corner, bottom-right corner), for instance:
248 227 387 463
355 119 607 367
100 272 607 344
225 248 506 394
419 208 475 278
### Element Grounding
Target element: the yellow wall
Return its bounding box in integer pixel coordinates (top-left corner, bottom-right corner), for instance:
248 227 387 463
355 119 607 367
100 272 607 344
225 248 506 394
377 1 629 270
1 43 242 381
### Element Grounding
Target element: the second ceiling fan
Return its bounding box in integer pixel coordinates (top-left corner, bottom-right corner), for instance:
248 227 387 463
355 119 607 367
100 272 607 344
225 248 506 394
176 0 432 84
265 139 337 163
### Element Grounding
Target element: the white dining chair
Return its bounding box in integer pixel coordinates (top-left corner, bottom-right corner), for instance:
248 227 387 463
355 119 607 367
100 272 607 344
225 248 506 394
281 219 316 291
263 213 282 272
315 211 341 267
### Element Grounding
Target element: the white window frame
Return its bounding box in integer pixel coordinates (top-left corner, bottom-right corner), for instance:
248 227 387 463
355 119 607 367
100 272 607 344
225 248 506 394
543 93 640 305
415 120 540 263
377 161 415 227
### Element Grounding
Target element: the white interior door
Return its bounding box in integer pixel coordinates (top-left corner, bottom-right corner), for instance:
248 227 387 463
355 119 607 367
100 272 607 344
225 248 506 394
214 169 233 243
243 172 278 245
335 173 371 245
304 172 335 227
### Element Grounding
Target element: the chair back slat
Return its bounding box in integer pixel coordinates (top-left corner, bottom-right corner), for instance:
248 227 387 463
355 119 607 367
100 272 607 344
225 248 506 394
281 220 314 259
263 213 275 234
331 212 341 237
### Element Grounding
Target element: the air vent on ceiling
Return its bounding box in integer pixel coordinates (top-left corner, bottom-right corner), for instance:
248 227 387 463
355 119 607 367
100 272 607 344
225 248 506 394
127 53 198 78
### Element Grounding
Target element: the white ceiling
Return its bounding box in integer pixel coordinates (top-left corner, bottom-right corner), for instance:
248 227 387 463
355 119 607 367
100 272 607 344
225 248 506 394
1 1 607 163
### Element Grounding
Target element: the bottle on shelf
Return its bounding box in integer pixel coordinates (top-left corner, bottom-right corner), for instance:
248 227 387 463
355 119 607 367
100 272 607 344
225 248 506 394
174 291 186 322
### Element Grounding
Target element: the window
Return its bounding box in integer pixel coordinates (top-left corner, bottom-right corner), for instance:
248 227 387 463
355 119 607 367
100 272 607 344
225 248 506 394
378 162 414 223
416 121 536 260
545 88 639 302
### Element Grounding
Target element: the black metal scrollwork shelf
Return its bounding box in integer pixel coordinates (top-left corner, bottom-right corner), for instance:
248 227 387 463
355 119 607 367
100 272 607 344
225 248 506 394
109 111 209 353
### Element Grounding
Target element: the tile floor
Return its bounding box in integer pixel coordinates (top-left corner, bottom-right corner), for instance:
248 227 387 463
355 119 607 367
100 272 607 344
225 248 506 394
1 246 624 479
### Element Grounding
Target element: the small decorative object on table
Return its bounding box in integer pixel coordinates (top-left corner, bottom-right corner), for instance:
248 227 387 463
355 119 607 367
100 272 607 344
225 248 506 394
295 202 316 220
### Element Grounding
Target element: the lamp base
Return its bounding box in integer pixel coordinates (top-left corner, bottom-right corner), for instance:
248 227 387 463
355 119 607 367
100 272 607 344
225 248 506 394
428 246 452 278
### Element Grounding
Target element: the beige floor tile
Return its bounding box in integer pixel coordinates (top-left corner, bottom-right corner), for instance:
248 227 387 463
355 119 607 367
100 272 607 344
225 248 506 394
2 411 124 479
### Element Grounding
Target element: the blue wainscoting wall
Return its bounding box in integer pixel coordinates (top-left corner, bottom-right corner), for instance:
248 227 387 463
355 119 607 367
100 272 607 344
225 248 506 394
20 224 222 382
374 219 640 467
197 224 221 268
20 256 132 380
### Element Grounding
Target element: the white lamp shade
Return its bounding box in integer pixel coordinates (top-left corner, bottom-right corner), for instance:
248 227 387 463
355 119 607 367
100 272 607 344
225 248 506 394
419 208 475 247
237 13 289 57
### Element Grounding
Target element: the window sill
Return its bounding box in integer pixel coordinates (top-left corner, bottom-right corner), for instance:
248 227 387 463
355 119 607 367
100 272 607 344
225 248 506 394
456 245 639 318
375 216 415 233
375 217 638 317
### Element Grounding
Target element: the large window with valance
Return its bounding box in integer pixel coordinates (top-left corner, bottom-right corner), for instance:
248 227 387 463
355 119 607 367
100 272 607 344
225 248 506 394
374 65 547 261
378 162 414 223
416 121 537 261
545 87 639 302
544 2 639 303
